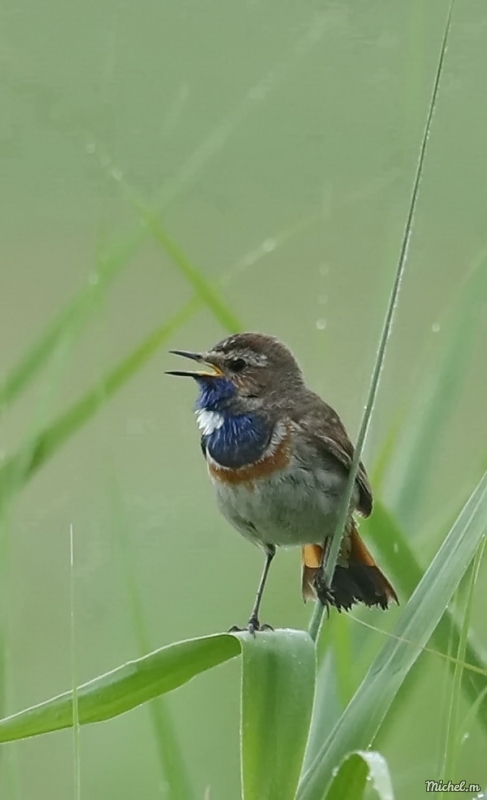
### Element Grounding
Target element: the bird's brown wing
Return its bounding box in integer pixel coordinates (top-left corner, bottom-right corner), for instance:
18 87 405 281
291 394 373 518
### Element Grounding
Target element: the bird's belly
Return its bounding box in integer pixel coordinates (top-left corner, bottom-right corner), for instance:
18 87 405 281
210 462 350 547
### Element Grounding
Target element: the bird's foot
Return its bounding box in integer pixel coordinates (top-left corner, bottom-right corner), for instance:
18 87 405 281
229 616 274 636
313 573 335 617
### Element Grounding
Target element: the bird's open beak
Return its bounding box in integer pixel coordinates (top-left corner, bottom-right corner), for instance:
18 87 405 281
166 350 224 378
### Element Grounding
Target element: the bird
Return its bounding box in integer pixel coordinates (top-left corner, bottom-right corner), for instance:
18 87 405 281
167 332 397 633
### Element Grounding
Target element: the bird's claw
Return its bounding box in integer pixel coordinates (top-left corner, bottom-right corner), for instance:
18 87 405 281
229 617 274 636
313 573 335 617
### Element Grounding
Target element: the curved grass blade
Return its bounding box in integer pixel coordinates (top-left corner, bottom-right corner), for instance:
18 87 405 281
0 186 240 416
440 539 486 780
324 751 394 800
298 470 487 800
362 500 487 731
0 622 316 800
0 634 240 743
0 236 139 409
0 299 200 503
386 245 487 529
237 630 315 800
95 147 242 333
145 210 243 332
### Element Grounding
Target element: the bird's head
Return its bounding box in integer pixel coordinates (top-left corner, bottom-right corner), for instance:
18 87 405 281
167 332 304 412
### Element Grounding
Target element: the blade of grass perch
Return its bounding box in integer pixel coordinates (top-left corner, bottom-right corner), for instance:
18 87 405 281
237 630 315 800
297 470 487 800
324 751 394 800
0 634 240 743
362 501 487 731
308 0 454 645
387 244 487 530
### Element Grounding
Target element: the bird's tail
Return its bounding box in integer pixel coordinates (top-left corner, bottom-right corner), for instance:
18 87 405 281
302 523 398 611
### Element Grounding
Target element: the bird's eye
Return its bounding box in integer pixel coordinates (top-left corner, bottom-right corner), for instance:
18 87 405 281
228 357 246 373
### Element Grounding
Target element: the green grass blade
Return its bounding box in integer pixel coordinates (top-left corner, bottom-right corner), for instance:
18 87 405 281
111 492 194 800
329 615 355 708
387 246 487 529
440 539 486 780
323 751 394 800
362 500 487 730
69 524 81 800
0 299 199 502
94 151 243 333
303 652 343 775
0 634 240 743
308 0 454 644
237 630 315 800
144 210 243 333
0 187 240 417
0 235 139 409
298 470 487 800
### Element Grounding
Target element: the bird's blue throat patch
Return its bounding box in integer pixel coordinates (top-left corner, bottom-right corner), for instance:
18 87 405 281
195 376 236 411
195 377 272 468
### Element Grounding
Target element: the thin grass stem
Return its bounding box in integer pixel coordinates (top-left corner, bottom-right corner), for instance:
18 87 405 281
308 0 456 643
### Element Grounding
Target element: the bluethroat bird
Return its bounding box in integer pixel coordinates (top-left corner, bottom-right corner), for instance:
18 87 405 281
168 333 397 633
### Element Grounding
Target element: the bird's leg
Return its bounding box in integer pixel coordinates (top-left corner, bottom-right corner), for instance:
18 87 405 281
230 546 276 635
247 545 276 633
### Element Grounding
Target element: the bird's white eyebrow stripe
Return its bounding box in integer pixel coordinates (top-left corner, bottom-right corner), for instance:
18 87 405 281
195 409 224 435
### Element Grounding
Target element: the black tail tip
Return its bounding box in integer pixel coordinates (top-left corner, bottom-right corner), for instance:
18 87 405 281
315 564 396 611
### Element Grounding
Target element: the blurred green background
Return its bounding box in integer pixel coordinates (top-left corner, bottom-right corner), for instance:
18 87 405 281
1 0 486 797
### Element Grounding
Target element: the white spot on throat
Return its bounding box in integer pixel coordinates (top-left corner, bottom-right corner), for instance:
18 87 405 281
195 409 224 436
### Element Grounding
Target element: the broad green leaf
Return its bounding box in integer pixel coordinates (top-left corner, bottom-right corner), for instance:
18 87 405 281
238 630 315 800
324 751 394 800
0 622 316 800
0 634 240 743
363 500 487 731
298 470 487 800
